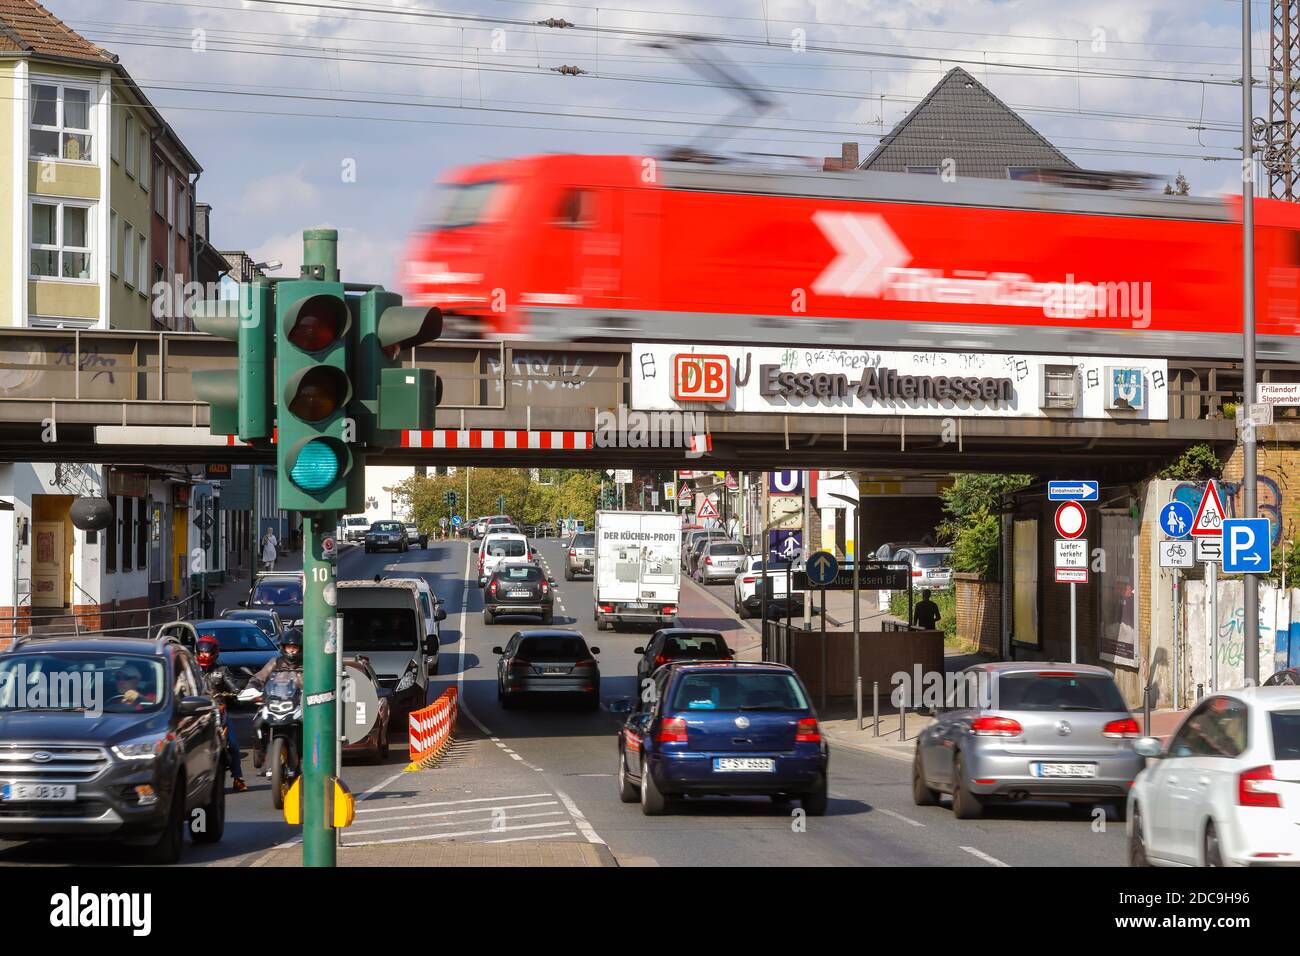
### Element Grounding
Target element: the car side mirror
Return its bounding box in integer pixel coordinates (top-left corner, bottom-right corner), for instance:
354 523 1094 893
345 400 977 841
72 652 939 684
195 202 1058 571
1134 737 1163 759
492 646 504 655
435 607 447 621
590 647 601 655
178 696 213 717
548 577 556 585
633 647 645 655
237 600 248 608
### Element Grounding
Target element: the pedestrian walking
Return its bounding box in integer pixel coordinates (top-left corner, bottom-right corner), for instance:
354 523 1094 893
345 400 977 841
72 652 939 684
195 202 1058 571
260 528 278 571
912 588 942 630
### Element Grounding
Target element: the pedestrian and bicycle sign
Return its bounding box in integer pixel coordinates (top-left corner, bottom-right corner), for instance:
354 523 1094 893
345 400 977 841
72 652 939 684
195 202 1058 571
1159 539 1194 569
1159 501 1193 540
1054 501 1087 539
1223 518 1272 574
1191 481 1226 536
805 550 839 588
1048 481 1098 502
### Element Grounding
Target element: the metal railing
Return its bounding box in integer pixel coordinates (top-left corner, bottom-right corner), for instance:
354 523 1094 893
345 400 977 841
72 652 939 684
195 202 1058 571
9 590 203 641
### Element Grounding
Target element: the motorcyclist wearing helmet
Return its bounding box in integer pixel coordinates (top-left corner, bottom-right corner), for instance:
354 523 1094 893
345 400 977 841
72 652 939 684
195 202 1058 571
195 636 248 793
247 628 304 691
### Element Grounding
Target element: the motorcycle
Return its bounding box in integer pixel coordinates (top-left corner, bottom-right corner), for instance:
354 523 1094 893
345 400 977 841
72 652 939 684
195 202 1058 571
238 672 303 810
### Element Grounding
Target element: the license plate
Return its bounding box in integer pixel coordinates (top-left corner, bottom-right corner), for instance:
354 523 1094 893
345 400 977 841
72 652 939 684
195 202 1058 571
626 603 647 610
1 782 77 802
540 666 568 674
508 590 531 598
713 757 775 773
1030 762 1097 778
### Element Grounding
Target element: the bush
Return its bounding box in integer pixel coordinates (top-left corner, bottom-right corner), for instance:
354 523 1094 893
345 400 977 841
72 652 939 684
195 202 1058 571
1154 443 1222 481
888 588 958 644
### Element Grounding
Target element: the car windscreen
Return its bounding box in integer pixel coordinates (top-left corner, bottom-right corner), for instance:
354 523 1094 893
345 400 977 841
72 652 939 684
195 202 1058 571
254 581 302 606
196 623 277 652
997 673 1128 712
435 180 504 229
371 522 402 532
0 652 166 713
518 636 586 661
913 552 951 568
488 540 527 557
341 608 420 652
1270 710 1300 760
498 566 542 582
671 671 808 712
663 634 729 658
573 533 595 548
708 544 745 556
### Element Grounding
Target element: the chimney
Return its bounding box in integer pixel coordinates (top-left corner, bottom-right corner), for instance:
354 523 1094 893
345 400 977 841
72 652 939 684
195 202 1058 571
195 202 212 243
822 142 860 171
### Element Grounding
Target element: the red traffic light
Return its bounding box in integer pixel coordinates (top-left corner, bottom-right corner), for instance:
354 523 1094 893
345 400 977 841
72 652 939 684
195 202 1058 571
284 293 349 352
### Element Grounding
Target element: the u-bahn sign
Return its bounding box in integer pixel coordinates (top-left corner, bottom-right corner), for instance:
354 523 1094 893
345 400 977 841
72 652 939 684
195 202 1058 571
631 344 1168 420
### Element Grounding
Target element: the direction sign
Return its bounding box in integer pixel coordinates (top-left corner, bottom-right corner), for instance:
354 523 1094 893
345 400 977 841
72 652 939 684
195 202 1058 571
1054 501 1087 539
805 550 840 588
614 469 633 485
1048 481 1099 501
1195 537 1221 563
1191 481 1226 536
792 562 909 591
451 514 462 526
1223 518 1272 574
1159 539 1194 569
1159 501 1194 540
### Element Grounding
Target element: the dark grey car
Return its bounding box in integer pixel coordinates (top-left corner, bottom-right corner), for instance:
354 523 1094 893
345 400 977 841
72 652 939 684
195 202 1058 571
912 662 1143 820
564 532 596 580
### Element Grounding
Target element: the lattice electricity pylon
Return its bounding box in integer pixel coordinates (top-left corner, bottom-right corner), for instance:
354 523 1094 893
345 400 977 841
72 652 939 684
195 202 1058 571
1267 0 1300 199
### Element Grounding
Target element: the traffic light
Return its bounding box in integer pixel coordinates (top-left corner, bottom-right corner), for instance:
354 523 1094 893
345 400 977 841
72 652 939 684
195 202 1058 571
354 289 442 446
275 279 361 512
191 282 274 441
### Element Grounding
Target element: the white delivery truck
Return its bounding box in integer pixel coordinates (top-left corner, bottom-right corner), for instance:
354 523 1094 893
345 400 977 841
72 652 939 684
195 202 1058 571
593 511 680 631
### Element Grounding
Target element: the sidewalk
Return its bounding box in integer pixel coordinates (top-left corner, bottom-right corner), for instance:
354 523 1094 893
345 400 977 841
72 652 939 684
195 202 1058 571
217 838 615 867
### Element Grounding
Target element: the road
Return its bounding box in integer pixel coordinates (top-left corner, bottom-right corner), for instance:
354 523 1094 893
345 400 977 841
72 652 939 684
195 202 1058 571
0 536 1129 867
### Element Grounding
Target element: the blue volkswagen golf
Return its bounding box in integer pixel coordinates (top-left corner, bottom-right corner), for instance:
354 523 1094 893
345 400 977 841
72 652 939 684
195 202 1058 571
617 661 829 816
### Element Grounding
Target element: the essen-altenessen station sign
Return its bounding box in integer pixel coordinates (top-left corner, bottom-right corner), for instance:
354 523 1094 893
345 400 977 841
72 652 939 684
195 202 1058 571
630 343 1168 420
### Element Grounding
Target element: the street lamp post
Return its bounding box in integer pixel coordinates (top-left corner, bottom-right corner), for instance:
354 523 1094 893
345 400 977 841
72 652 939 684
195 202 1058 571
1242 0 1260 686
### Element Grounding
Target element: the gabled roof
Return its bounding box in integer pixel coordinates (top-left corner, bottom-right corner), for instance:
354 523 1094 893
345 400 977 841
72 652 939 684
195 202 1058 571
0 0 114 64
860 67 1077 178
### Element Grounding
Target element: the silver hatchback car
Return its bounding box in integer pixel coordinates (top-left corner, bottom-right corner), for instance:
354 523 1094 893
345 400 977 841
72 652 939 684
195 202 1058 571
912 662 1143 820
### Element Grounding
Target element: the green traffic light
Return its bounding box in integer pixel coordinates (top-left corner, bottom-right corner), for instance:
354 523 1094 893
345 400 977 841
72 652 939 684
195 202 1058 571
290 439 341 492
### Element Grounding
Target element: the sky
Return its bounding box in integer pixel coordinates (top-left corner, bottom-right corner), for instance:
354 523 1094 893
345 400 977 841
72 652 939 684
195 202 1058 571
52 0 1269 289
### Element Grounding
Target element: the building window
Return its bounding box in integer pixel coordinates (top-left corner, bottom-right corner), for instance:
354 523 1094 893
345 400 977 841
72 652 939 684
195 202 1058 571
122 497 134 572
154 165 165 216
28 315 96 329
166 175 175 227
30 82 93 162
122 221 134 287
30 200 92 280
124 113 135 177
110 211 118 276
106 496 117 574
136 499 148 569
177 186 187 237
1007 167 1043 182
138 235 148 298
904 166 940 175
140 132 150 189
111 103 119 162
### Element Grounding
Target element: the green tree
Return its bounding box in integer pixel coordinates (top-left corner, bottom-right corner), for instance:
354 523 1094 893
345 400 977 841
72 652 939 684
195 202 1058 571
1154 443 1222 481
936 473 1032 578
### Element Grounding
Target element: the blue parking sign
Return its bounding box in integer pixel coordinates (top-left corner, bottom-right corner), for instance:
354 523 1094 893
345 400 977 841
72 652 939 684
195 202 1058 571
1222 518 1272 574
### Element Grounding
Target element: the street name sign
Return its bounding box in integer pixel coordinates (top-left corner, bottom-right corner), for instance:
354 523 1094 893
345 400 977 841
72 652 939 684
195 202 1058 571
792 562 909 592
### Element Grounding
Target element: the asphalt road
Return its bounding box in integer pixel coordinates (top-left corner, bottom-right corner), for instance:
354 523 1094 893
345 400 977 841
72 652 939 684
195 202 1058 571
0 536 1131 867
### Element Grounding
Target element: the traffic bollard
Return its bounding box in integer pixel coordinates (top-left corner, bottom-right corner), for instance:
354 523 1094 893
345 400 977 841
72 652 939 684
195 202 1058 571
872 682 879 737
855 677 863 732
900 697 907 742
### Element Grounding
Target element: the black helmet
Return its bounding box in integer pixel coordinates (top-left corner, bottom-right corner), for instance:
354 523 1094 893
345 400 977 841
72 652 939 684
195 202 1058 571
280 628 303 661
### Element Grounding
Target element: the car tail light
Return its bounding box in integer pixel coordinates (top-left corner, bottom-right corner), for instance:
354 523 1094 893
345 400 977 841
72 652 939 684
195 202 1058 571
657 717 689 743
655 654 667 666
510 658 532 670
573 659 596 670
598 604 613 614
541 580 550 594
1239 765 1282 808
569 549 577 557
1036 671 1076 677
970 716 1022 737
663 606 677 615
705 556 712 565
1102 717 1142 738
912 569 922 577
742 576 756 584
796 718 821 743
488 580 498 596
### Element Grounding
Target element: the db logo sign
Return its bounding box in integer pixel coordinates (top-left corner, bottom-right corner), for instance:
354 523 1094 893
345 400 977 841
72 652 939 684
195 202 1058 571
672 354 730 402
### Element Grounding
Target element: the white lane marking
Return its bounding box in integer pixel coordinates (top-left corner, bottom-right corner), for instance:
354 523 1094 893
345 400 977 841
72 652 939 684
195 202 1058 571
960 846 1011 867
349 810 567 838
357 792 553 814
509 753 524 761
485 831 580 844
354 800 559 824
356 770 409 803
555 789 606 846
875 807 926 828
343 819 573 847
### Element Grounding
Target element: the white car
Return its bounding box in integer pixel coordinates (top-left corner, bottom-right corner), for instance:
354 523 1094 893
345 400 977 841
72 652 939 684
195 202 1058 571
732 555 805 619
1128 686 1300 867
477 532 532 587
381 575 446 675
894 547 954 590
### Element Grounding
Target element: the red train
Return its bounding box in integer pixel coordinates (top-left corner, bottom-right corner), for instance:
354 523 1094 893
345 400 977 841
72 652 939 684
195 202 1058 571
403 153 1300 361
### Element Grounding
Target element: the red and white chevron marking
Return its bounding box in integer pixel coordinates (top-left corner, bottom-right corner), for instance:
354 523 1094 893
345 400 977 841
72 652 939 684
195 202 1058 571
407 687 458 768
401 429 592 450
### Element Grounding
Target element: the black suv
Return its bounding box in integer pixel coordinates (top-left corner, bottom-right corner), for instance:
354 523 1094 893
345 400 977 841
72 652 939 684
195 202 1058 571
365 520 410 554
0 635 226 864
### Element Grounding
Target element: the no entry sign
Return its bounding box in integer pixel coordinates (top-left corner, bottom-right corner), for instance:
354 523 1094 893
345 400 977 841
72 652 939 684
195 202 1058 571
1054 501 1087 539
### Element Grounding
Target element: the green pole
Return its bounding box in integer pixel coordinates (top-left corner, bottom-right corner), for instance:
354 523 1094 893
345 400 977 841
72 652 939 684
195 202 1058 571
301 513 338 867
300 228 340 868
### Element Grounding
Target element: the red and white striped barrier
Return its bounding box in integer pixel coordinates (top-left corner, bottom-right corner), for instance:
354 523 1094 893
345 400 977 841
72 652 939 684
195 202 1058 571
401 429 592 450
405 687 458 771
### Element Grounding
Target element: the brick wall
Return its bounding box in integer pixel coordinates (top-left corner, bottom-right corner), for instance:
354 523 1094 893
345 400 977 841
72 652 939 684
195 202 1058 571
955 573 1000 655
1221 441 1300 540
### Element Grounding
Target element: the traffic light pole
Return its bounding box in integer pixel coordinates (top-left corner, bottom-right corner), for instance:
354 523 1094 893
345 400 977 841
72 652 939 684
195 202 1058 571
301 512 339 867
